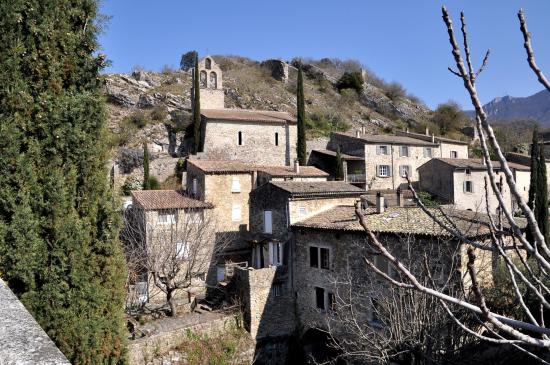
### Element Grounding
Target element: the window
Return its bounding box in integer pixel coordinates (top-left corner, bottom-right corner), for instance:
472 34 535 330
377 145 389 155
310 247 319 268
399 165 410 178
464 180 474 193
465 168 471 175
298 206 307 217
399 146 409 157
231 204 241 222
275 132 279 146
423 147 433 158
272 242 283 266
231 177 241 193
209 71 217 89
175 241 189 259
263 211 273 234
199 70 207 87
205 57 212 70
238 131 243 146
192 178 198 196
451 150 458 158
273 283 282 297
320 248 330 269
315 287 325 310
377 165 390 177
158 210 177 224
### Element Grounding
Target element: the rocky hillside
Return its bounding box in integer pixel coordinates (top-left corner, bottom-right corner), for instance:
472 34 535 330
466 89 550 125
102 55 434 190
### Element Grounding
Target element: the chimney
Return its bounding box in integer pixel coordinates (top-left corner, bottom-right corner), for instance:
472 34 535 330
397 188 404 207
294 159 300 174
425 127 430 136
356 130 361 138
376 192 385 214
431 133 435 143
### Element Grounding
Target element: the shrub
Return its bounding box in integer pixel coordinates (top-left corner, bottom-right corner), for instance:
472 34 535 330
118 148 144 174
430 102 467 135
417 191 439 207
337 71 364 93
161 64 176 75
150 106 168 121
384 82 407 101
146 176 160 190
122 176 143 196
125 111 148 129
180 50 198 71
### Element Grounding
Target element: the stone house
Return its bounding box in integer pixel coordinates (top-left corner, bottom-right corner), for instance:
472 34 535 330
395 129 470 159
321 130 468 190
418 158 530 214
127 190 214 304
256 162 329 186
199 109 297 165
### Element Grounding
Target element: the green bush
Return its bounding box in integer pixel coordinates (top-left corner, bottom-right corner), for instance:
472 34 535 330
417 191 439 207
146 176 160 190
336 71 364 93
384 82 406 101
150 106 168 121
122 176 143 196
125 111 148 129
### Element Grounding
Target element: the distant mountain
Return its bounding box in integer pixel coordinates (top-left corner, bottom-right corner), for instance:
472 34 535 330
466 90 550 125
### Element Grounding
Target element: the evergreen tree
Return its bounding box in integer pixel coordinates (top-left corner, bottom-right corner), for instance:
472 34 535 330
536 143 549 243
192 53 202 153
0 1 127 363
297 66 307 165
143 142 150 190
335 148 344 181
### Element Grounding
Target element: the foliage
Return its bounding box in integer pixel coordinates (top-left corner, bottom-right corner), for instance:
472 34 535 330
122 176 143 196
192 53 202 153
297 67 307 165
430 102 467 135
175 158 187 180
306 109 351 138
416 191 439 207
527 127 549 244
143 143 151 190
384 82 407 101
125 111 148 129
118 148 144 174
150 106 168 122
180 50 198 71
0 0 127 362
147 175 160 190
493 119 538 153
336 71 364 94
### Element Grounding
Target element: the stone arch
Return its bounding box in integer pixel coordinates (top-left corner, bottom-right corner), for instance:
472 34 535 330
200 70 207 87
210 71 217 89
205 58 212 70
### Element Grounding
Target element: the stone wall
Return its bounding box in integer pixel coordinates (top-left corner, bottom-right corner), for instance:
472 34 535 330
202 120 297 166
260 59 289 83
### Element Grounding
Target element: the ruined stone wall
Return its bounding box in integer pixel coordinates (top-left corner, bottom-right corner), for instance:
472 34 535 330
202 120 297 166
260 59 289 83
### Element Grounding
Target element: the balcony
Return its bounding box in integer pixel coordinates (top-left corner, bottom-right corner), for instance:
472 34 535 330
347 173 366 183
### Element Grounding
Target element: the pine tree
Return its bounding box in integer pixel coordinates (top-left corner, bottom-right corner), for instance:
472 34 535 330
192 53 202 153
335 148 344 181
0 1 127 363
143 142 150 190
297 66 307 165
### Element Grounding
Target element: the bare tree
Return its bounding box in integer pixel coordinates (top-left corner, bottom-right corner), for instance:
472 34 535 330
121 205 229 316
353 6 550 361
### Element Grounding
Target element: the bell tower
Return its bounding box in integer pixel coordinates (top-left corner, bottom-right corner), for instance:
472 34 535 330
192 56 225 109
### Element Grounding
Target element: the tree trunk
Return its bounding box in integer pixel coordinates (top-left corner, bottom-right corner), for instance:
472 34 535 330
167 289 177 317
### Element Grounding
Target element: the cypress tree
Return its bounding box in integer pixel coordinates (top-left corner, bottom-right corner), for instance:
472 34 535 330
192 52 202 153
297 66 307 165
537 143 549 243
0 1 127 363
143 142 150 190
527 127 545 246
335 147 344 181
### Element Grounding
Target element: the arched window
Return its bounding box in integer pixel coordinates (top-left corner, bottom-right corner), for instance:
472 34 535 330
200 70 207 88
210 72 217 89
205 58 212 70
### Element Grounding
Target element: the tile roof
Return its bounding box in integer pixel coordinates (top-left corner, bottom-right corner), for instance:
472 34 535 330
257 165 329 177
293 205 524 238
396 130 470 145
430 158 530 171
333 132 438 146
311 149 364 161
201 109 296 124
131 190 213 210
187 159 255 174
270 181 365 197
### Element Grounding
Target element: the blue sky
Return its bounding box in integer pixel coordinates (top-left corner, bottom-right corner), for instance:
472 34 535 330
99 1 550 109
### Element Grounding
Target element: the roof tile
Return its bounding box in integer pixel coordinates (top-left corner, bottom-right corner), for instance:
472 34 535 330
131 190 213 210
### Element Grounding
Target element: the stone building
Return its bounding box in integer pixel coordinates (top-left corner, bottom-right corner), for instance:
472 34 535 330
127 190 214 303
192 56 224 109
418 158 530 214
199 109 297 165
318 130 469 190
256 162 329 186
506 151 550 193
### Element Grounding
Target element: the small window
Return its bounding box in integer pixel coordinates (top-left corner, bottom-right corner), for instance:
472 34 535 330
423 147 433 158
158 210 177 224
399 146 409 157
451 150 458 158
200 70 207 87
310 246 319 268
320 248 330 270
275 132 279 146
315 287 325 310
231 176 241 193
273 283 282 297
377 165 390 177
464 180 474 193
298 206 307 217
176 242 189 259
205 57 212 70
192 178 198 196
232 204 241 222
399 165 410 178
272 242 282 266
377 145 389 155
238 131 243 146
264 211 273 234
209 71 217 89
465 168 471 175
